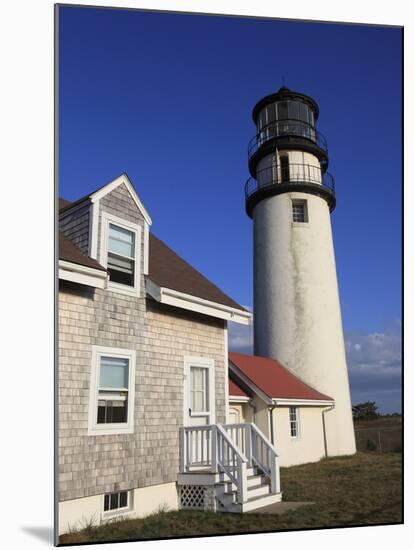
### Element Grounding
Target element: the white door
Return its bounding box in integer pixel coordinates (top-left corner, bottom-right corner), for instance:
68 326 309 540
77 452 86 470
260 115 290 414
183 357 215 466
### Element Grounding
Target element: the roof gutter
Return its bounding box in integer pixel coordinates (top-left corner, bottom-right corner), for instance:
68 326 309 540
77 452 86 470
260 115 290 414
146 279 252 325
58 260 108 289
272 398 335 407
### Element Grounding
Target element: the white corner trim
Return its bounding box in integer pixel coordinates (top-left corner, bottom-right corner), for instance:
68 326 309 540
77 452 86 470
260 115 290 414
99 211 142 298
89 200 99 259
143 223 149 275
88 345 137 436
58 260 107 289
145 280 252 325
272 398 335 407
183 356 216 425
90 174 152 226
224 324 229 423
228 361 273 405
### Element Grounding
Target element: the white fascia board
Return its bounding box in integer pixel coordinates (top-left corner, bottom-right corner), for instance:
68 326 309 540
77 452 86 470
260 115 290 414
90 174 152 226
145 280 252 325
272 398 335 407
59 260 107 289
228 395 251 403
228 361 273 405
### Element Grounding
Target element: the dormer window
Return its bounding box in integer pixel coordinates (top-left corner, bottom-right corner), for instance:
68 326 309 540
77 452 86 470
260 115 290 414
108 224 135 286
100 211 141 296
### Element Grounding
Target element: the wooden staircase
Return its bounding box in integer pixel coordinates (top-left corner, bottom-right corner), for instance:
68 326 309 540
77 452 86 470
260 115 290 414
215 465 282 512
178 423 282 513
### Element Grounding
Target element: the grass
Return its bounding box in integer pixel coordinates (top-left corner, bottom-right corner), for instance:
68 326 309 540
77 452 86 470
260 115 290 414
59 452 402 545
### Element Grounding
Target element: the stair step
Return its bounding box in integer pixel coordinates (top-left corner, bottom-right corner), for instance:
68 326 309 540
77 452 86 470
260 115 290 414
222 492 283 513
242 492 283 512
247 474 267 488
247 484 270 499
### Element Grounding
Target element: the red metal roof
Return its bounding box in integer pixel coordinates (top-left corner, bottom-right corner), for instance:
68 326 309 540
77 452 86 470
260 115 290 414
229 352 333 401
228 377 249 397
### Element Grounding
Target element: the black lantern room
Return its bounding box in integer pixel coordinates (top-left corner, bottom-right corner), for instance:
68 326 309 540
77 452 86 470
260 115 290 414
245 86 336 217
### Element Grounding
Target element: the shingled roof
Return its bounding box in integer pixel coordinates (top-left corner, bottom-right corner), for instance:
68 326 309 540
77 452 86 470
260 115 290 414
148 234 246 311
59 197 246 311
59 232 106 271
229 352 333 401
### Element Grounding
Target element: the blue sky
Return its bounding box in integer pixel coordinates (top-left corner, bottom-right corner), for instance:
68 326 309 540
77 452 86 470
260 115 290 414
58 7 402 413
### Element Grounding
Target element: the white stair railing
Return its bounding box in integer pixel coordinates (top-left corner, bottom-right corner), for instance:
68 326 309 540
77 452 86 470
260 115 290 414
216 423 248 503
250 423 280 494
223 423 280 494
180 424 249 503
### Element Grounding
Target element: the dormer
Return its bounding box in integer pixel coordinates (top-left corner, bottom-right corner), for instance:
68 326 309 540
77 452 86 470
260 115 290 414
59 174 152 297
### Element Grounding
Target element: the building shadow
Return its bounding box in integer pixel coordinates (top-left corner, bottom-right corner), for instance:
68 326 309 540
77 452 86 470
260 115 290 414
21 526 54 544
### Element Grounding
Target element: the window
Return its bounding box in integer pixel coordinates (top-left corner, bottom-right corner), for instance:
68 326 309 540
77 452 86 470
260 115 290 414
97 357 129 424
289 407 299 438
100 211 141 296
88 346 136 435
190 366 209 413
103 491 131 514
107 224 135 286
292 200 308 223
280 155 290 183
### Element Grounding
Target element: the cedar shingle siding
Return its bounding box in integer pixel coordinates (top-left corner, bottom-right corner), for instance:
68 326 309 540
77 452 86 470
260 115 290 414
58 182 227 501
59 201 91 256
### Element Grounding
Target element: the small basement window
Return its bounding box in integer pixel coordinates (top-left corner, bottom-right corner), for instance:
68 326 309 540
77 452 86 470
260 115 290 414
292 200 308 223
103 491 130 513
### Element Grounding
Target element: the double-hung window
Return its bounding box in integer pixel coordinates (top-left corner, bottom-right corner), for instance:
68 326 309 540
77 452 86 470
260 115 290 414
88 346 136 435
100 212 141 296
107 224 135 287
97 356 129 424
289 407 300 438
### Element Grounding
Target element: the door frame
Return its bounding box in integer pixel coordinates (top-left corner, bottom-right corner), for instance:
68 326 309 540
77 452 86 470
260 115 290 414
183 356 216 426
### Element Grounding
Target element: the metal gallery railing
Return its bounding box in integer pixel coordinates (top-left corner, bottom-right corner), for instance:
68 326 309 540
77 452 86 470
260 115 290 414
245 163 335 201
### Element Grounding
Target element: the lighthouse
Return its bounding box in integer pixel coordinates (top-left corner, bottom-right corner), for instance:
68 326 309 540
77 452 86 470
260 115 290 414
245 86 356 456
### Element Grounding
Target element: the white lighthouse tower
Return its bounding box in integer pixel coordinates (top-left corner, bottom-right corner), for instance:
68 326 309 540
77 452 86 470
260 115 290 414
245 86 356 456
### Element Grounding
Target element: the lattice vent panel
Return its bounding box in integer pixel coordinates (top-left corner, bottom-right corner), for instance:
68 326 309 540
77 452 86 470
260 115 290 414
180 485 205 510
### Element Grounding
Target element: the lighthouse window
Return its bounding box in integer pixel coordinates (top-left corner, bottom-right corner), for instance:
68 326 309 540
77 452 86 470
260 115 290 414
277 101 288 121
292 200 308 223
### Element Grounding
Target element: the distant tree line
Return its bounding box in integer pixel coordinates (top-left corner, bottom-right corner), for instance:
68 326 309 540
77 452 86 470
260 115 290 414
352 401 401 419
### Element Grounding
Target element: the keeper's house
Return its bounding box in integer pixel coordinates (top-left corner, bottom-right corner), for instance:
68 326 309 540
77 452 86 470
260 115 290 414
57 173 335 535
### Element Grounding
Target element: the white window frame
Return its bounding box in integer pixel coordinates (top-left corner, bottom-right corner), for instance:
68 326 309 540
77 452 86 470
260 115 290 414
183 356 215 424
88 345 136 436
289 406 300 439
291 199 308 224
100 211 141 297
102 490 134 518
